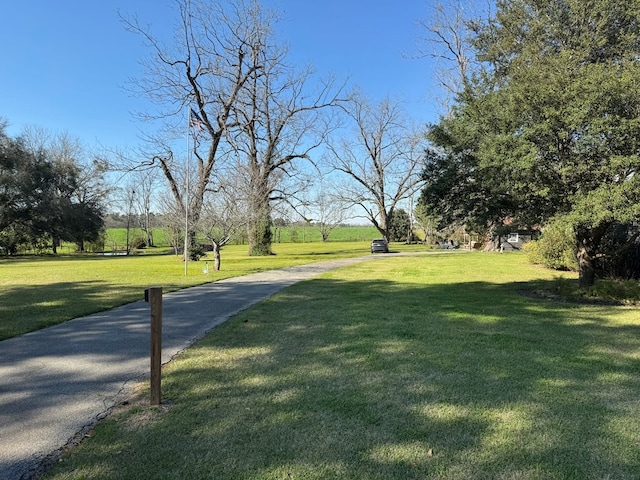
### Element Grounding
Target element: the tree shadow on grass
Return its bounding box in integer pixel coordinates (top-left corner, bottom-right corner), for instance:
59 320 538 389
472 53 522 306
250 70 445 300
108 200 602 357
0 281 119 340
0 276 202 341
60 277 640 479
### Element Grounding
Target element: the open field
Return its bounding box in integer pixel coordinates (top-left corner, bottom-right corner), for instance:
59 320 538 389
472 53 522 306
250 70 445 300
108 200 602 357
0 241 429 341
42 253 640 479
96 226 382 252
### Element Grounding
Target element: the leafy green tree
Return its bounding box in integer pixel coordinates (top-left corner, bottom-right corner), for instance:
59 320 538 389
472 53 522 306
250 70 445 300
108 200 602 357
61 201 104 252
419 128 518 237
22 128 107 253
0 124 105 253
60 158 106 252
0 125 56 252
387 209 411 242
423 0 640 286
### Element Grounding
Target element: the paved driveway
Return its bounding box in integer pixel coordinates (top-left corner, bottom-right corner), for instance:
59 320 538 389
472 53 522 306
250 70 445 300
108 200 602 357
0 257 373 479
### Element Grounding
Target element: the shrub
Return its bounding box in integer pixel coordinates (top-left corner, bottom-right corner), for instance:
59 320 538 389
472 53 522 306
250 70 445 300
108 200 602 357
594 222 640 280
85 233 106 253
0 229 26 255
189 244 205 261
130 237 147 250
586 278 640 303
524 221 578 271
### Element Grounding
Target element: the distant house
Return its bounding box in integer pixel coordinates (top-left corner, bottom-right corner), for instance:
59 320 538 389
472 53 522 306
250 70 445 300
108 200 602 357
498 229 538 251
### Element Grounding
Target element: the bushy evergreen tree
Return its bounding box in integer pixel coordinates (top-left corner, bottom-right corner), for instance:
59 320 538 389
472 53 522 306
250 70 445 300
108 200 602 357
0 123 105 254
422 0 640 286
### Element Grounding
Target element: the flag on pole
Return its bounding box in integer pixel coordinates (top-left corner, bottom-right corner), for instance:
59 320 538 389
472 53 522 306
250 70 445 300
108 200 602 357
189 108 204 132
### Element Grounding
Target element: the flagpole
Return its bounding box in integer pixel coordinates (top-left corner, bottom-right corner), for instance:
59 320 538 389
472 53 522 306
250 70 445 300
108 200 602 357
184 107 190 276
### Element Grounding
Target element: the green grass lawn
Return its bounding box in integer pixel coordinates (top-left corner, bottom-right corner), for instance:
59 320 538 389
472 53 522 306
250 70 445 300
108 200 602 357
42 253 640 479
0 241 427 341
99 225 380 251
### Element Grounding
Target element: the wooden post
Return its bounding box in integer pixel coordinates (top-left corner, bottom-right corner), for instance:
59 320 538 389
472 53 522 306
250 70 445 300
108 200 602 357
145 287 163 406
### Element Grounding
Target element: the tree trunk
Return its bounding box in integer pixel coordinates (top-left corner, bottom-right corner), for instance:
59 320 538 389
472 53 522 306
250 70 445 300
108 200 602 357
371 212 389 243
576 243 596 288
575 221 611 288
247 209 273 256
182 230 196 262
247 178 273 256
213 244 221 271
379 207 390 244
575 225 597 288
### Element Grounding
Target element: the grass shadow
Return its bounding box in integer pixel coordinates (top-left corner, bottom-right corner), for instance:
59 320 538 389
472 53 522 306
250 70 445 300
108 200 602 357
0 281 119 340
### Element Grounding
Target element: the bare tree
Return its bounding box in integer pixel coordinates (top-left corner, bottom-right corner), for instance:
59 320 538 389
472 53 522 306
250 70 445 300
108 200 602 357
122 0 345 259
120 0 269 260
299 175 348 242
158 192 185 256
414 1 485 112
327 94 425 243
316 194 347 242
197 168 248 270
123 184 136 254
131 168 161 247
227 25 346 255
112 169 160 252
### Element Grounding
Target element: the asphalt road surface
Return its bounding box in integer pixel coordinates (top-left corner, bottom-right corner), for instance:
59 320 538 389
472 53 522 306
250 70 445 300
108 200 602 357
0 256 374 480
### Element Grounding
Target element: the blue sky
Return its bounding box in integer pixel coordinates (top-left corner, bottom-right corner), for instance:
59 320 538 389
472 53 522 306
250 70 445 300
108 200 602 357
1 1 443 150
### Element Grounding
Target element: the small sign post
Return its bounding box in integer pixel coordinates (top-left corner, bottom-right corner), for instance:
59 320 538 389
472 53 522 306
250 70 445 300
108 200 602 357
145 287 163 406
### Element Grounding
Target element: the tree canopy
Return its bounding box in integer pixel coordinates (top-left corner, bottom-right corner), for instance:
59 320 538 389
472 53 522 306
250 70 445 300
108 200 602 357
0 123 105 254
421 0 640 286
